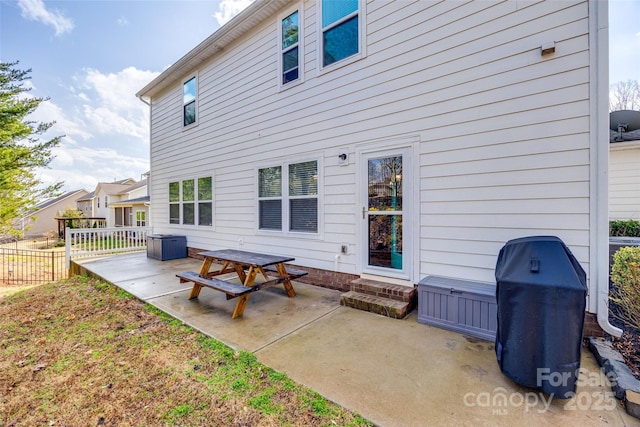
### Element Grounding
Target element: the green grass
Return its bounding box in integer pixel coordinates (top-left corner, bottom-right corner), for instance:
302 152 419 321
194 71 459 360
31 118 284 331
0 277 372 427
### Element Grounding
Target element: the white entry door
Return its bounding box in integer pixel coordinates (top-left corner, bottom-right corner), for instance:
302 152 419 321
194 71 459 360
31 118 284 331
361 147 412 279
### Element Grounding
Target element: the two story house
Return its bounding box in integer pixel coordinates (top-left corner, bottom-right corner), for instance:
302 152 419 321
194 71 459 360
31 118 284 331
109 176 151 227
75 178 148 228
14 189 89 238
137 0 616 335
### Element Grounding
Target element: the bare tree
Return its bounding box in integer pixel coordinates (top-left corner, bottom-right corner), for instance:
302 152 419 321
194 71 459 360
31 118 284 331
610 79 640 112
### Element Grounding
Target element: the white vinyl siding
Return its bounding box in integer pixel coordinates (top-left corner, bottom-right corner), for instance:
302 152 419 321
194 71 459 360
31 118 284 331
146 0 597 304
610 144 640 220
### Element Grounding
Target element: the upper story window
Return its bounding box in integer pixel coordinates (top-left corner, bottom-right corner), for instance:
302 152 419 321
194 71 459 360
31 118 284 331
258 160 318 233
321 0 359 67
183 76 197 127
105 196 108 208
280 10 301 85
169 176 213 226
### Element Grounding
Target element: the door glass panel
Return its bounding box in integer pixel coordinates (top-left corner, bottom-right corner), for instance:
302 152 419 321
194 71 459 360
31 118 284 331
368 156 403 270
368 215 402 269
368 156 402 211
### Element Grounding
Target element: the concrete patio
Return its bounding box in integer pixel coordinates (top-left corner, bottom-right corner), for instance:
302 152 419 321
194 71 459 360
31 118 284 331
72 252 639 427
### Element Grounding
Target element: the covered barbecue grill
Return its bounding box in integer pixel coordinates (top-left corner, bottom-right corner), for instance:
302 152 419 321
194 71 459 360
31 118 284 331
494 236 587 398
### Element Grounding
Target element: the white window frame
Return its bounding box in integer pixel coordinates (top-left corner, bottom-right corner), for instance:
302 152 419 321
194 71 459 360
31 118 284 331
182 73 199 129
196 176 213 227
256 158 323 237
168 175 213 227
135 210 146 227
278 5 304 91
317 0 366 74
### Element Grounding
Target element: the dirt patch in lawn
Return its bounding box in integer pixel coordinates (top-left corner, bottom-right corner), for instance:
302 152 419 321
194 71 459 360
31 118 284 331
0 277 370 427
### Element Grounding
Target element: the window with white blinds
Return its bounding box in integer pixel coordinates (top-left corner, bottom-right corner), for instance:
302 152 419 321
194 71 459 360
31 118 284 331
258 166 282 230
258 160 318 233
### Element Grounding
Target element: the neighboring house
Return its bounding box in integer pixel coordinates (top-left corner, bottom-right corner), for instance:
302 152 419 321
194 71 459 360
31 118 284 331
609 111 640 220
92 179 136 227
15 189 89 238
109 176 151 227
76 191 96 217
137 1 615 334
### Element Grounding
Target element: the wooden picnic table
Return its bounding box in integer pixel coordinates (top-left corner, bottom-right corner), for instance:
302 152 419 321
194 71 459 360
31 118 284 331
177 249 307 318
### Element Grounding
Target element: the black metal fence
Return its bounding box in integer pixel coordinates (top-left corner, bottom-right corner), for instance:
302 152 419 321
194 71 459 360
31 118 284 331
0 237 62 250
0 248 67 285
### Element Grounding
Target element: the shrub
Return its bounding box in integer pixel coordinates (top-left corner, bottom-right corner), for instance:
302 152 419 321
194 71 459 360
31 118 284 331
610 246 640 333
610 220 640 237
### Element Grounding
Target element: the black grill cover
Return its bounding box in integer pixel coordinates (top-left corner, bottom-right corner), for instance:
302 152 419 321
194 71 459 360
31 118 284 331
495 236 587 398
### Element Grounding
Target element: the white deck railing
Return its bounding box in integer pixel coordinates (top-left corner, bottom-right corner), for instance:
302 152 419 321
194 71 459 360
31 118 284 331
65 226 151 268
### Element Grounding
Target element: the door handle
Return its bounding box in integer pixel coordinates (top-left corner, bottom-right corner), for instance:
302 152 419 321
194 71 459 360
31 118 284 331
362 206 366 219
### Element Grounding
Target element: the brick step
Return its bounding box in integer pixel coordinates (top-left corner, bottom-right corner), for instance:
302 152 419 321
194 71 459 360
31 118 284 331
350 278 416 303
340 291 413 320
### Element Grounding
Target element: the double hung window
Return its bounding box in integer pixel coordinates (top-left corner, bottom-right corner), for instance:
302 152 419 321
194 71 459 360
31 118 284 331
280 10 300 85
136 211 146 227
321 0 360 67
183 76 197 126
258 160 318 233
169 176 212 226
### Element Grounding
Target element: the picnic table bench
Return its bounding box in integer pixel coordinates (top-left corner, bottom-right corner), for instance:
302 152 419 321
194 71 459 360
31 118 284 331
176 249 307 318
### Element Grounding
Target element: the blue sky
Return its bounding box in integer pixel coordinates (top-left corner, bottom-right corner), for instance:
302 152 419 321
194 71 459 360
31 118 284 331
0 0 251 193
0 0 639 194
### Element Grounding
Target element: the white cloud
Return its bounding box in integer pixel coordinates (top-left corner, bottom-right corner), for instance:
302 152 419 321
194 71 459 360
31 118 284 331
28 98 92 145
17 0 74 36
213 0 253 26
117 16 129 26
75 67 159 140
45 145 149 192
29 66 159 192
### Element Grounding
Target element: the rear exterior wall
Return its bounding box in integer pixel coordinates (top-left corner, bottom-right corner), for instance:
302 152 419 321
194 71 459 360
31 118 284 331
148 1 594 302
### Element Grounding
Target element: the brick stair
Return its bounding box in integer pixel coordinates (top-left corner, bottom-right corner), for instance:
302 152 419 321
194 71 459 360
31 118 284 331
339 278 417 319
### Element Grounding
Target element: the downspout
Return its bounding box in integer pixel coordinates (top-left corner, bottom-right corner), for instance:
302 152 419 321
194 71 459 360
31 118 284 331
137 94 153 231
591 0 622 337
